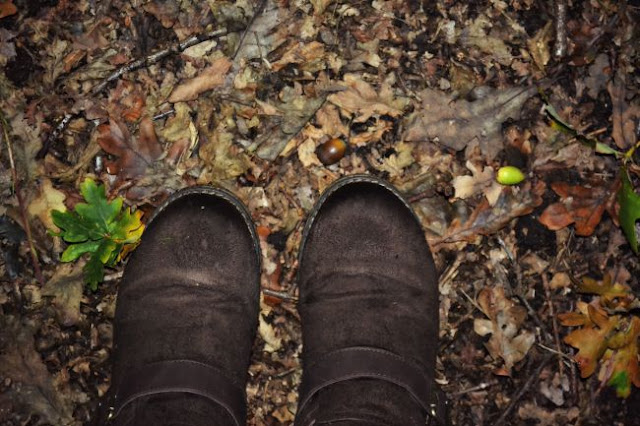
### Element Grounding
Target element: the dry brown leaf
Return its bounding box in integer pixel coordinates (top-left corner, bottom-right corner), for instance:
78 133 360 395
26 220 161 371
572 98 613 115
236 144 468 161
539 181 616 236
168 57 232 102
97 116 164 179
271 41 326 72
0 316 76 425
328 74 406 123
41 262 85 326
452 161 500 204
460 14 514 66
27 178 66 230
404 87 536 160
473 286 535 373
438 181 545 244
608 76 640 150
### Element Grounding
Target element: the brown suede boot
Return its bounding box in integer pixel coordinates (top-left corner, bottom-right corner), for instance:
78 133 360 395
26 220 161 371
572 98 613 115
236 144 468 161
296 175 448 426
97 187 261 426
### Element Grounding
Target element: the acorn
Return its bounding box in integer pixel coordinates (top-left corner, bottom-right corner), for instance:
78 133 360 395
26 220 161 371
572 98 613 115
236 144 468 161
316 138 347 166
496 166 525 185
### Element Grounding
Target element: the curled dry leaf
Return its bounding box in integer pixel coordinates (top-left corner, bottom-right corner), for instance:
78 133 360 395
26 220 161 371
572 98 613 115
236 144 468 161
97 116 163 179
539 180 617 236
473 286 535 374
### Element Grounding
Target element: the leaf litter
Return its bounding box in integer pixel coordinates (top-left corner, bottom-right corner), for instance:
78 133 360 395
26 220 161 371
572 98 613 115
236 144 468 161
1 0 640 424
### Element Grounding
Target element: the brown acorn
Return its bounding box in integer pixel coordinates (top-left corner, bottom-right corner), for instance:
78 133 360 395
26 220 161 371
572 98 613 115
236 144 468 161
316 138 347 165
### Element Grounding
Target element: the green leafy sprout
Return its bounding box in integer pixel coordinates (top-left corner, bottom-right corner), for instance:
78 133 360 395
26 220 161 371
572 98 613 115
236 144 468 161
51 178 145 290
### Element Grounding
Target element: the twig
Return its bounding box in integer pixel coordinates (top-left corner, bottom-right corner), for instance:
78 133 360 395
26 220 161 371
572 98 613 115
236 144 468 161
262 288 297 302
92 28 229 94
450 380 499 396
553 0 567 59
231 0 269 61
542 273 565 379
494 353 553 426
0 112 45 285
36 113 73 159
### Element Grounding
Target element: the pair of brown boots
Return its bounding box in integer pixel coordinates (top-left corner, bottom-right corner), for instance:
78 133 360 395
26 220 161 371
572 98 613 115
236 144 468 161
98 175 447 426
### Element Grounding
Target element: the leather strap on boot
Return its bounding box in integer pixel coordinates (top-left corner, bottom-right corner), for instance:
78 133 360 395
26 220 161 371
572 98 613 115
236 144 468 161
297 347 449 426
102 359 245 426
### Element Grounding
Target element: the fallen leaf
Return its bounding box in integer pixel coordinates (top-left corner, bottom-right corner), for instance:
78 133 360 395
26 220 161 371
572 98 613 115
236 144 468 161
603 316 640 397
41 262 85 326
526 22 552 71
97 116 163 179
452 161 500 204
460 14 514 66
168 57 232 102
0 0 17 19
473 286 535 373
608 76 640 150
618 168 640 253
271 41 326 72
254 84 325 161
28 178 67 230
578 273 640 312
563 310 618 378
539 180 616 236
438 180 545 244
0 316 75 425
404 86 536 160
328 73 407 123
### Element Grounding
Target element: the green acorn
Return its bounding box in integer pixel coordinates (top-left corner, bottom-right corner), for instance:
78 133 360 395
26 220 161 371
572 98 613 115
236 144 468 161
497 166 525 185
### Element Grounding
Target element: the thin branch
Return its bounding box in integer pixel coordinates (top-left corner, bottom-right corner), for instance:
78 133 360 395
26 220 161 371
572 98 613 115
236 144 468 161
262 288 298 302
0 112 45 285
553 0 568 59
92 28 229 95
542 273 565 379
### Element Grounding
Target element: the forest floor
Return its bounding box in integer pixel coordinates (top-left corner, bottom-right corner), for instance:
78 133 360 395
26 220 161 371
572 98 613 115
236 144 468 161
1 0 639 425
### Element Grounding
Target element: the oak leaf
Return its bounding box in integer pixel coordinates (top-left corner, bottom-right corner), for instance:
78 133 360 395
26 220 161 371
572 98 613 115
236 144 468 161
539 181 616 236
473 286 535 374
97 116 163 179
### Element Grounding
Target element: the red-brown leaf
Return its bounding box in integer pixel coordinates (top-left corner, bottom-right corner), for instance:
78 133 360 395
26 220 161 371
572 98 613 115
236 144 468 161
97 117 163 179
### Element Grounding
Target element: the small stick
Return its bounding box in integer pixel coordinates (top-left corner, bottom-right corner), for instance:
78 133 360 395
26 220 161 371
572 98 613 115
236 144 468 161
92 28 229 94
36 113 72 159
494 353 553 426
451 380 499 396
542 273 565 379
553 0 568 59
0 112 45 285
262 288 297 302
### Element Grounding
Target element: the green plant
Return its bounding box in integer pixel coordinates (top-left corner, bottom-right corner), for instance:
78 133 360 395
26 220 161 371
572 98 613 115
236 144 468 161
51 178 144 290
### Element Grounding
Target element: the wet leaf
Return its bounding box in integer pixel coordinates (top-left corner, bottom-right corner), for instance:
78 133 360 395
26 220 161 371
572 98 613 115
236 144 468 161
618 168 640 253
51 178 144 290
